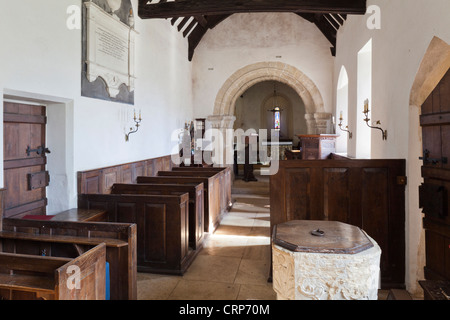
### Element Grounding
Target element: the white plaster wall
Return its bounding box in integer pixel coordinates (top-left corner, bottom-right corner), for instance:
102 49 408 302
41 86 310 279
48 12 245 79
0 0 193 211
191 12 334 118
333 0 450 295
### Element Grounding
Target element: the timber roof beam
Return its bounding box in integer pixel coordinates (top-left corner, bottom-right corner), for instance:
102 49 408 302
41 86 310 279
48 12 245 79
137 0 366 60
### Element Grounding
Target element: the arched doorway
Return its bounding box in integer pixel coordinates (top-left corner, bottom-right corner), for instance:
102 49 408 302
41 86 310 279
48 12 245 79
407 36 450 294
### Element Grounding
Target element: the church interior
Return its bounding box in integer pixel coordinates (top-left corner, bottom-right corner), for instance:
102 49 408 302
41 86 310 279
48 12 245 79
0 0 449 302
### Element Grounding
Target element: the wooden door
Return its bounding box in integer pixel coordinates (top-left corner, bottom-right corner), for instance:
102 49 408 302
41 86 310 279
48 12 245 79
3 102 50 218
419 68 450 281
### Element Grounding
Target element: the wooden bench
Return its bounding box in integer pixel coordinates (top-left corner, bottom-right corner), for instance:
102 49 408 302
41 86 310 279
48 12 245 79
78 193 197 275
111 183 204 250
15 208 108 223
50 208 107 222
136 176 221 233
171 166 233 211
2 218 136 300
0 243 106 300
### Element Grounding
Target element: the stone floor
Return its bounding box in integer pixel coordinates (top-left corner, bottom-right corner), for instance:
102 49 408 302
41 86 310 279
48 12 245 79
136 172 394 300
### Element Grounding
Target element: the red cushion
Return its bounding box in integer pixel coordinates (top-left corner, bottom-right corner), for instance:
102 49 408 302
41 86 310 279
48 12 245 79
22 215 55 221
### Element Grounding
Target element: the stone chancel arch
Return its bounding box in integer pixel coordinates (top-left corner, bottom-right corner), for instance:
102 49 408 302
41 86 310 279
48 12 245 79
207 62 331 166
210 62 330 134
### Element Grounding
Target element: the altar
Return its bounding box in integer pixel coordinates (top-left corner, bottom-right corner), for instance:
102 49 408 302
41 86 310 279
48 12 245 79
262 139 293 161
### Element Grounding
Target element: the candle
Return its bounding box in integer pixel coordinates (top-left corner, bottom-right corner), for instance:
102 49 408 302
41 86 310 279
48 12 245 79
340 111 343 121
139 110 142 121
364 99 369 113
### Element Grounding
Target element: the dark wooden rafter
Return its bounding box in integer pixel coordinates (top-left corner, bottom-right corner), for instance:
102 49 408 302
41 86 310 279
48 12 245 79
183 19 198 37
138 0 366 60
138 0 367 18
187 14 229 61
298 12 348 56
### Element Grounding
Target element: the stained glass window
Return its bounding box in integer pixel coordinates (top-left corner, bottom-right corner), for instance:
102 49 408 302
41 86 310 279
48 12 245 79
274 107 281 131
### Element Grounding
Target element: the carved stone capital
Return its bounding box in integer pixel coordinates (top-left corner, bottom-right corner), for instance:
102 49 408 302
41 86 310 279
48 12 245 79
207 115 236 129
314 112 332 134
314 112 332 121
304 113 317 134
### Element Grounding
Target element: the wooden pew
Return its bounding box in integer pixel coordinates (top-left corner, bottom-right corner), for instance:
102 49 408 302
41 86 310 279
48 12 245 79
111 183 204 250
160 168 231 213
136 176 221 233
2 218 136 300
0 243 106 300
171 166 233 212
78 193 197 275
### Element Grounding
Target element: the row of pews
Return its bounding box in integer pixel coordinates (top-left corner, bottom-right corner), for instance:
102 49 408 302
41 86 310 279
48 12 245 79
0 164 232 300
0 211 136 300
78 166 232 275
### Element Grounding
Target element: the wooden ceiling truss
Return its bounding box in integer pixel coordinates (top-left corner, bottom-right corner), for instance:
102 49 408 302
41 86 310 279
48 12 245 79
138 0 367 60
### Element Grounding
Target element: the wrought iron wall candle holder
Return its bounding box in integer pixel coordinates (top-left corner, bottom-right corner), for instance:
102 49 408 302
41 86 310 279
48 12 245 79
338 112 353 139
363 99 387 140
125 109 142 141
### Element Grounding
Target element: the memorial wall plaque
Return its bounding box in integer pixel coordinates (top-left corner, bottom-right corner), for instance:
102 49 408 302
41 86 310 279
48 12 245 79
83 1 137 103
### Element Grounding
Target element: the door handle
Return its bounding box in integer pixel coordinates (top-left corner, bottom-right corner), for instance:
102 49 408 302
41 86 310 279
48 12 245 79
26 145 51 157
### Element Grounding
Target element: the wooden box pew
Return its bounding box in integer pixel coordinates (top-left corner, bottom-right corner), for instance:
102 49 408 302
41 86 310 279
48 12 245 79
171 166 233 211
0 243 106 300
157 169 232 228
136 176 221 233
78 193 197 275
2 218 136 300
111 183 204 251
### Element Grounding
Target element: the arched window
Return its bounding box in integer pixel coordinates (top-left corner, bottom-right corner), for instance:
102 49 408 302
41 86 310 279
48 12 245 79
336 66 349 154
274 107 281 131
356 39 373 159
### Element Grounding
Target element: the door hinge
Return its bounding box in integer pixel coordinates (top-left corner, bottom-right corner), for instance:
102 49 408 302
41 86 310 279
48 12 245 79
419 149 448 165
26 145 51 157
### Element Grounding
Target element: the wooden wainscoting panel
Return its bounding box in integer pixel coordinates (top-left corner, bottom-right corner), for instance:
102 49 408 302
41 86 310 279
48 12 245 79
77 155 174 195
284 168 311 221
142 203 167 263
324 168 349 223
